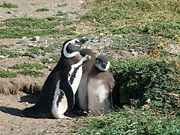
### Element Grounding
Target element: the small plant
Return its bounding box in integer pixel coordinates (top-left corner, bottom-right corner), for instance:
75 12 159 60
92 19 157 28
36 8 50 12
41 54 60 64
11 62 47 70
73 109 180 135
18 70 44 77
0 70 17 78
0 3 18 8
58 4 67 7
56 12 66 16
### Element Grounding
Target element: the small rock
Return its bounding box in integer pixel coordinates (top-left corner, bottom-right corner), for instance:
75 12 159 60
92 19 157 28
30 54 37 58
22 36 27 39
131 51 138 56
21 25 29 29
48 66 52 71
58 10 65 13
7 11 13 14
48 58 53 62
13 14 20 17
31 36 40 41
0 55 5 59
16 40 27 44
90 39 99 43
65 13 72 18
28 44 35 47
0 16 3 19
37 40 43 43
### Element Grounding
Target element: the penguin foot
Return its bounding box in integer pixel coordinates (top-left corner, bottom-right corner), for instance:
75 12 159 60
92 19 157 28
58 115 73 119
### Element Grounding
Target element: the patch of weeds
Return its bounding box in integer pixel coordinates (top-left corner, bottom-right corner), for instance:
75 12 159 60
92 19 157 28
68 12 78 15
36 8 50 12
62 20 77 26
18 70 44 77
81 0 180 41
46 17 58 21
1 18 58 29
58 3 67 7
41 54 60 64
11 62 47 70
0 48 24 58
56 12 66 16
0 3 18 8
106 34 156 52
0 70 17 78
0 27 75 39
73 109 180 135
110 56 180 113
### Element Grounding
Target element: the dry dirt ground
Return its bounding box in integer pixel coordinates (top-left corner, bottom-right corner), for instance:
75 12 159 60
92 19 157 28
0 0 93 134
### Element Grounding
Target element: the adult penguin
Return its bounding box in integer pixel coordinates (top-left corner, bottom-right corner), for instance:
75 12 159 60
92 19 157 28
22 38 89 119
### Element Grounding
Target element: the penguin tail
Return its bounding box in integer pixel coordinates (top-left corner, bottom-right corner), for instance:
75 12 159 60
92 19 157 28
22 106 52 118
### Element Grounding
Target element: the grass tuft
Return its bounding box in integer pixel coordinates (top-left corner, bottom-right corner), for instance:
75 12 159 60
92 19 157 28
0 70 17 78
0 3 18 8
36 8 50 12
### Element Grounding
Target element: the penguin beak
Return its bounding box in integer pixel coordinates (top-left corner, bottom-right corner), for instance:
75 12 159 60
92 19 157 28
78 38 88 45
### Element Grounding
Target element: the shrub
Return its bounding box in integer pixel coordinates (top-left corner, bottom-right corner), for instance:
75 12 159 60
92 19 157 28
110 56 180 113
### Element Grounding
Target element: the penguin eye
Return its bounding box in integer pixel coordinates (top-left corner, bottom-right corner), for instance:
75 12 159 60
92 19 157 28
75 40 79 44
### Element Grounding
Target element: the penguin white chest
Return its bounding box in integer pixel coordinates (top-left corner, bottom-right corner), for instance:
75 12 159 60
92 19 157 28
68 65 83 94
87 79 110 115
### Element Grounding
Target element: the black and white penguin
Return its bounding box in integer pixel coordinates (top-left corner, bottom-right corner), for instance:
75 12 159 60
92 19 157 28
22 38 89 119
87 54 115 115
76 49 96 112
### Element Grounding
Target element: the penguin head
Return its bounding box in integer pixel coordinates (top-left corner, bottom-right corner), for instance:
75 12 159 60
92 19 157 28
95 55 110 72
62 38 88 58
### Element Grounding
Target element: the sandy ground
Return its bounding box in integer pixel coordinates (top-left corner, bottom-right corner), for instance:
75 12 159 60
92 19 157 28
0 0 92 134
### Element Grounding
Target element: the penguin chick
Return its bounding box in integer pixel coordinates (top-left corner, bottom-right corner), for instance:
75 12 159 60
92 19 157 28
87 54 115 116
76 49 96 112
22 38 88 119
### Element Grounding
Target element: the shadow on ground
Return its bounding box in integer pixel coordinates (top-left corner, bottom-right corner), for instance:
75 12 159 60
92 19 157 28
0 106 23 117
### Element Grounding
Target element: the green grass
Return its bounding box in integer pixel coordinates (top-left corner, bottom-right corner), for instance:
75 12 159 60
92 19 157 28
18 70 44 77
0 70 17 78
0 3 18 8
36 8 50 12
0 18 75 38
41 54 61 64
81 0 180 41
58 4 67 7
110 56 180 112
11 62 47 70
73 108 180 135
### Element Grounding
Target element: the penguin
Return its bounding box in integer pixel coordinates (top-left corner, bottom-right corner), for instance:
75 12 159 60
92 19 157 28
22 38 89 119
76 49 96 112
87 54 115 115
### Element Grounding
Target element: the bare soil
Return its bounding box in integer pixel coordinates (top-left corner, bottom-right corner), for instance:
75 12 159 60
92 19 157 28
0 0 92 134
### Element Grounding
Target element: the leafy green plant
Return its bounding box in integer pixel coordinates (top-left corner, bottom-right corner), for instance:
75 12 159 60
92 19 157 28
0 3 18 8
81 0 180 41
73 109 180 135
36 8 50 12
110 56 180 113
41 54 60 64
11 62 47 70
0 70 17 78
18 70 44 77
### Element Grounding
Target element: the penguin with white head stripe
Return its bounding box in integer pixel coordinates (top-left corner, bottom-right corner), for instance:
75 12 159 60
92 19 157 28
22 38 89 119
87 54 115 115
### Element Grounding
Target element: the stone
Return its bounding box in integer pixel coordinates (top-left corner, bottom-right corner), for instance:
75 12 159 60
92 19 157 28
58 10 65 13
31 36 40 41
21 26 29 29
7 11 13 14
13 14 20 17
0 16 3 19
16 40 27 44
48 58 53 62
0 55 5 59
21 36 27 39
30 54 37 58
65 13 72 18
